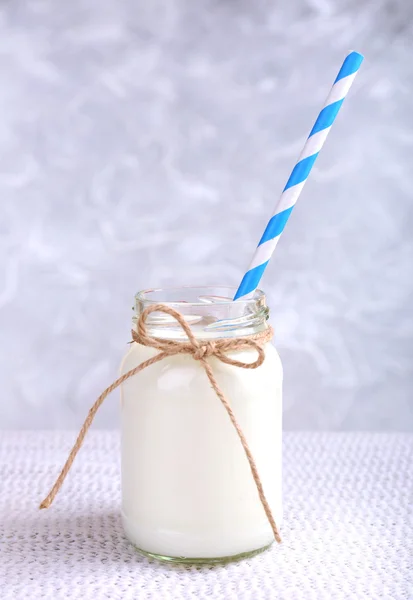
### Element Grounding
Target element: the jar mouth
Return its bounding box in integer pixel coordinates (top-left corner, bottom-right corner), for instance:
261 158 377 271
133 286 269 340
135 285 265 307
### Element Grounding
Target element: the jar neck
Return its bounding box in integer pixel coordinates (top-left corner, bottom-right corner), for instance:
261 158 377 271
133 286 270 341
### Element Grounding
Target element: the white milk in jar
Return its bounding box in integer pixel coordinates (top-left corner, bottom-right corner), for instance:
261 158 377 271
120 286 282 563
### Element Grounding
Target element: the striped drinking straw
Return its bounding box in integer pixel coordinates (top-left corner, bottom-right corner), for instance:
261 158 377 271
234 51 364 300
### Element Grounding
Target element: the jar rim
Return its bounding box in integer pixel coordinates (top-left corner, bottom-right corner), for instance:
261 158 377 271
135 285 265 307
133 286 269 339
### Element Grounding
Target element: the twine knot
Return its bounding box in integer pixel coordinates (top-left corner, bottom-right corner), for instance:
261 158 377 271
193 342 216 360
39 303 281 544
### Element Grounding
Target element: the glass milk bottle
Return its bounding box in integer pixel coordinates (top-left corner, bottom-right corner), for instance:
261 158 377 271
120 286 282 563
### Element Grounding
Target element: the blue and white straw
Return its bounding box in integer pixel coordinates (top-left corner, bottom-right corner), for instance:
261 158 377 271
234 51 364 301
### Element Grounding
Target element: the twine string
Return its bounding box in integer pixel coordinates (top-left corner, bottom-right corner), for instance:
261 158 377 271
39 303 281 544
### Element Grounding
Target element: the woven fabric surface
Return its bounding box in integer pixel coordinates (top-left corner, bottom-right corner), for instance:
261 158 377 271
0 431 412 600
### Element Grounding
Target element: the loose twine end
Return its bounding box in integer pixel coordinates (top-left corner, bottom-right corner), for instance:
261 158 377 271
39 303 282 544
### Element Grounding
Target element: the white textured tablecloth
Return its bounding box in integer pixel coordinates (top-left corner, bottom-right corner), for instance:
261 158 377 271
0 432 412 600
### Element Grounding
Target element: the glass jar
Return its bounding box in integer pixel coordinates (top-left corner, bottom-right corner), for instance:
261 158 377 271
120 286 282 563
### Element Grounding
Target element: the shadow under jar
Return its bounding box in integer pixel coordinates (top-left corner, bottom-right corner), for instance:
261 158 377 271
120 286 282 564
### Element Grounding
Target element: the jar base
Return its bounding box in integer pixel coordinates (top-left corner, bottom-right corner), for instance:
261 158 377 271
133 542 273 565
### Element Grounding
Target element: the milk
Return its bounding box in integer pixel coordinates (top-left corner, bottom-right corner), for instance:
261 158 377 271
120 339 282 560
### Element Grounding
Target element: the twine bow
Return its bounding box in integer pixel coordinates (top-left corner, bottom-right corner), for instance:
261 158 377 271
40 303 281 544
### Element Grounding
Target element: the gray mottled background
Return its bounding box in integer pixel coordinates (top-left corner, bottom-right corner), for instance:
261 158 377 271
1 0 412 430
